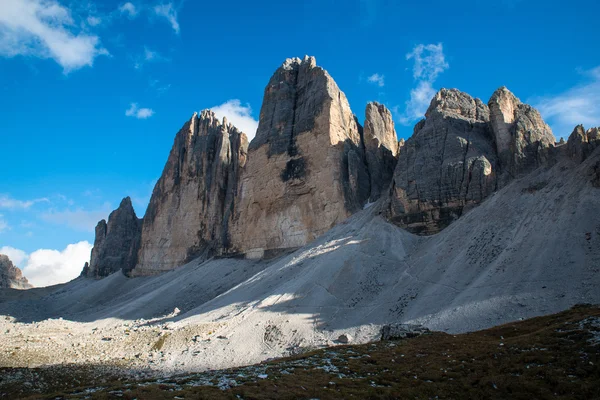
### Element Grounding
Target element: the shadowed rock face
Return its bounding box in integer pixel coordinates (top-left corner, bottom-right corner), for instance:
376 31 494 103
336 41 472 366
85 197 142 278
132 110 248 275
363 102 400 202
229 56 373 258
0 254 32 289
387 89 498 235
387 86 558 235
567 125 600 163
488 87 555 183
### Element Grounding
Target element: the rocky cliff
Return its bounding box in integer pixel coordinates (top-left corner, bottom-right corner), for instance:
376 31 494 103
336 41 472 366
229 56 379 258
567 125 600 163
387 89 498 234
0 254 32 289
363 102 400 202
82 59 566 276
131 110 248 275
387 86 556 235
83 197 142 278
488 86 555 183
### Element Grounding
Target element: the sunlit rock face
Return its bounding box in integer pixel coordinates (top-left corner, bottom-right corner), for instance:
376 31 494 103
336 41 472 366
0 254 32 289
488 86 555 184
132 111 248 275
363 102 400 202
229 56 373 258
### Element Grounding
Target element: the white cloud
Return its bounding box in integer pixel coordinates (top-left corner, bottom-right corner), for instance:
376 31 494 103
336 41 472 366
406 43 449 82
125 103 154 119
0 0 108 72
0 194 49 209
86 16 101 26
119 2 137 17
367 73 385 87
0 214 9 233
397 43 449 125
154 3 179 34
210 99 259 141
0 246 28 266
1 242 92 287
40 203 111 232
134 46 166 69
532 66 600 138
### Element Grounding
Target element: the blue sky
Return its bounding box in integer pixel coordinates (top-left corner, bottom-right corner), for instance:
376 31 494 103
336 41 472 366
1 0 599 286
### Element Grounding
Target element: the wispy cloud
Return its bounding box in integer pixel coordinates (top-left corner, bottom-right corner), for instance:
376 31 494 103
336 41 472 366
1 242 92 287
118 2 138 17
149 78 171 95
532 66 600 138
40 202 112 232
125 103 155 119
396 43 449 125
134 46 167 69
154 3 179 34
210 99 259 141
0 194 49 210
86 15 102 26
367 73 385 87
0 0 108 72
0 214 9 233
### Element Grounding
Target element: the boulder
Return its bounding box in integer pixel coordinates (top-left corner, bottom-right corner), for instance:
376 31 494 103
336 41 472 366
380 324 429 341
0 254 32 289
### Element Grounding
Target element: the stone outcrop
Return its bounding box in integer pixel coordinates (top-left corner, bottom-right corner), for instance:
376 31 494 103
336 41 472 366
387 89 498 235
229 56 373 258
132 110 248 275
488 86 555 183
567 125 600 163
84 197 142 278
0 254 32 289
363 102 400 201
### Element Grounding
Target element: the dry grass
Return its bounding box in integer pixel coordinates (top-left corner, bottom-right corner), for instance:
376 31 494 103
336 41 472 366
2 304 599 399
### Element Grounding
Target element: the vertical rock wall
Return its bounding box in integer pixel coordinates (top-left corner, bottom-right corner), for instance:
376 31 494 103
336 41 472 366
131 111 248 275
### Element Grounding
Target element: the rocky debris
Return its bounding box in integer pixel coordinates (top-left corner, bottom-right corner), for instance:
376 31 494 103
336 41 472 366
567 125 600 163
380 324 429 341
83 197 142 278
363 102 400 201
488 86 555 183
387 88 498 235
230 56 372 258
0 254 32 289
132 110 248 275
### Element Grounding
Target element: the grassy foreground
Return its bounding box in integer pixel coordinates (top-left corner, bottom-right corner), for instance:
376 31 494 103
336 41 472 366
2 304 599 399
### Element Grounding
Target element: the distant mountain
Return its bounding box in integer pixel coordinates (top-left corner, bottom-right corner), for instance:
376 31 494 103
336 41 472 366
0 254 32 289
80 56 600 278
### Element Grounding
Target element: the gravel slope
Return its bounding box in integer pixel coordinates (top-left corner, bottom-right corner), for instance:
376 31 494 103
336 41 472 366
1 149 599 376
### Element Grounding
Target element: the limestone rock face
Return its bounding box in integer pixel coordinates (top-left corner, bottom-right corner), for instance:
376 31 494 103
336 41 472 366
363 102 399 201
230 56 371 258
567 125 600 163
85 197 142 278
488 86 555 182
387 89 498 235
0 254 32 289
132 111 248 275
